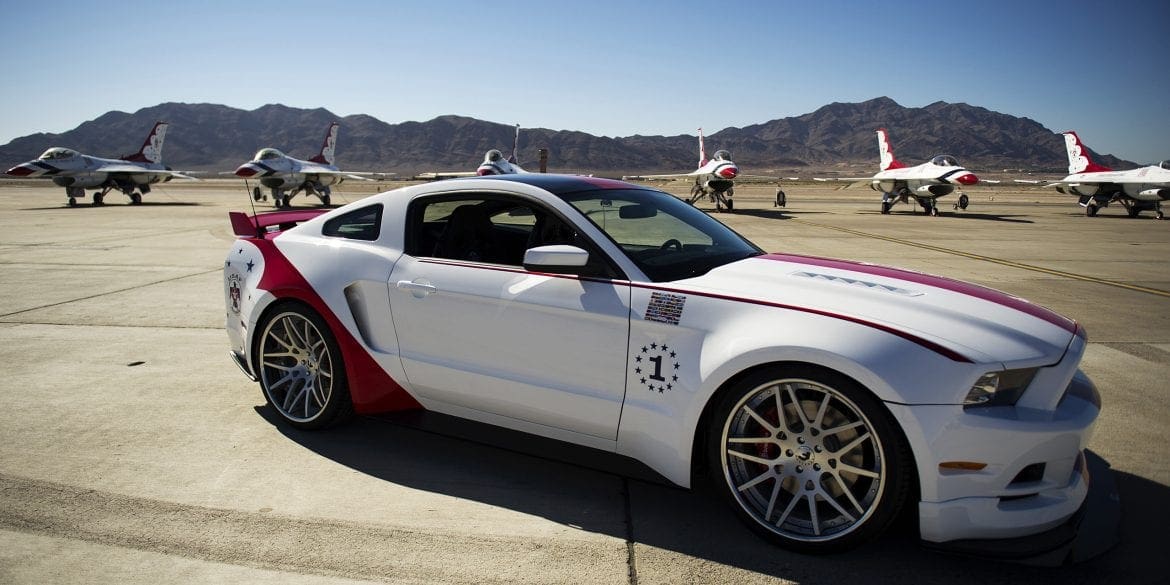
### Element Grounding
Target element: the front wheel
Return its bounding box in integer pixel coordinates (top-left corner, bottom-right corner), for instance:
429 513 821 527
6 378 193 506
707 365 911 553
256 303 353 429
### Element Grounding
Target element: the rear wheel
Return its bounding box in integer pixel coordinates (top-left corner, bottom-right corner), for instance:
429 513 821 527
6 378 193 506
707 365 911 553
256 303 353 429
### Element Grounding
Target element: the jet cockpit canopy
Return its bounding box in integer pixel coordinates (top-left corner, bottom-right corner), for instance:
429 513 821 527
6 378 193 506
930 155 960 167
485 149 504 162
1159 160 1170 171
254 148 286 161
712 150 732 162
38 147 79 160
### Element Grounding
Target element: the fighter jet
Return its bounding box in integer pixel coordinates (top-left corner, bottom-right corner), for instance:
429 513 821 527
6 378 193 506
234 123 378 208
623 128 774 213
1050 131 1169 219
416 124 528 180
850 128 979 216
4 121 195 207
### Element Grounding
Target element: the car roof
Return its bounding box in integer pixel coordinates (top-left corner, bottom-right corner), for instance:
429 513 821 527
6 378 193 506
456 174 651 196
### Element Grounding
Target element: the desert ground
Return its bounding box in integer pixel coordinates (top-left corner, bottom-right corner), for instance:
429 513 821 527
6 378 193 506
0 178 1166 584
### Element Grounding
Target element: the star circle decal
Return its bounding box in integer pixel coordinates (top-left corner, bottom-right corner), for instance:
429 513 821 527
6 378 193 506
633 342 681 394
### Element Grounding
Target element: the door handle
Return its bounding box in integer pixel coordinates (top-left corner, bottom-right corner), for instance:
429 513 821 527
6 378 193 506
396 280 437 297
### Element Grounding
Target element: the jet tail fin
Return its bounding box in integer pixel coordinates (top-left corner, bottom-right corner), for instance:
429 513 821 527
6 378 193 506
697 127 707 167
1063 131 1112 174
308 122 339 165
122 121 168 164
508 124 520 164
877 128 906 171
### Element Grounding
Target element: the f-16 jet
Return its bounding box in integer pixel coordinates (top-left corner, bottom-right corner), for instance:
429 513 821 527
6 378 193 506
828 128 979 216
234 123 379 208
5 121 195 207
1050 131 1169 219
415 124 528 180
623 128 776 213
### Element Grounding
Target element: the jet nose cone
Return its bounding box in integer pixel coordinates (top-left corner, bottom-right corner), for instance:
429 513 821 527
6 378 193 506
6 163 40 177
954 172 979 186
476 167 497 176
717 166 739 180
234 164 260 178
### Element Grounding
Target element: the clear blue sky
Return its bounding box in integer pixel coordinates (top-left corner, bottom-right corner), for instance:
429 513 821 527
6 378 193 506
1 0 1167 163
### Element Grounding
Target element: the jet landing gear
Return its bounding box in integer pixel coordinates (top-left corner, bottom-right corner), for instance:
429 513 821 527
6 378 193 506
687 183 733 212
953 193 969 211
714 188 733 213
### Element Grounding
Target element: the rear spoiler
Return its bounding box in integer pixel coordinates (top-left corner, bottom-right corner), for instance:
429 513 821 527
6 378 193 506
229 209 329 238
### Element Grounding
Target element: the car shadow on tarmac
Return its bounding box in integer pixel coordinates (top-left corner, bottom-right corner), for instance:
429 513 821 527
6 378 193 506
257 406 1157 584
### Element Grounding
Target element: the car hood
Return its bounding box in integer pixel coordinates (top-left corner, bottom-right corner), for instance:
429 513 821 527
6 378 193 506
676 253 1079 365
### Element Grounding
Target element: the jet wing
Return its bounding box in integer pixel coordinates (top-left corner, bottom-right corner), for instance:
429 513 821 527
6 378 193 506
415 171 478 180
621 170 706 181
100 165 200 180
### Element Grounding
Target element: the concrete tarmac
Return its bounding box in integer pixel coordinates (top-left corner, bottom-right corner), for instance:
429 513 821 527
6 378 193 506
0 180 1166 584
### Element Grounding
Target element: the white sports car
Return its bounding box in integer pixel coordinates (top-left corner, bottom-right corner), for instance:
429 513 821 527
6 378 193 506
224 174 1102 555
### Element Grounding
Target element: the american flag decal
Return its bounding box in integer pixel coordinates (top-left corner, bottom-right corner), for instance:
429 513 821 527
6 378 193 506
645 292 686 325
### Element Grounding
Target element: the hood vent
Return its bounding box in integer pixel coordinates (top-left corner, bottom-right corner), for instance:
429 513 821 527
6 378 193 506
792 270 924 297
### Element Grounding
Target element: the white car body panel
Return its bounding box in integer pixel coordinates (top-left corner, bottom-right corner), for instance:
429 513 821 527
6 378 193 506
224 175 1100 546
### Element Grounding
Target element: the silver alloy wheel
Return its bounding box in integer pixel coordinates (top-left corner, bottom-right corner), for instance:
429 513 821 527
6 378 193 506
258 310 336 423
720 378 886 542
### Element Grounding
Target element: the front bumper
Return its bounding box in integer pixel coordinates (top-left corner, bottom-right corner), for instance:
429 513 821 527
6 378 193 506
889 367 1104 546
923 449 1120 565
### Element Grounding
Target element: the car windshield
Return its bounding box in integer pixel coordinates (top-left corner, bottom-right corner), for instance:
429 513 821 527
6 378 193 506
560 188 762 282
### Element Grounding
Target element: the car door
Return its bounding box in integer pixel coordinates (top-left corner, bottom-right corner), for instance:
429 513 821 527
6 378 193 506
387 194 632 441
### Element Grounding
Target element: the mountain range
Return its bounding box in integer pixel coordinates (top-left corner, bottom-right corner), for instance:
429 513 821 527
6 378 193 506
0 98 1135 176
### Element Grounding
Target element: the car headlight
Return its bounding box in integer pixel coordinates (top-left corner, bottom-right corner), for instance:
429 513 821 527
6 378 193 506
963 368 1038 407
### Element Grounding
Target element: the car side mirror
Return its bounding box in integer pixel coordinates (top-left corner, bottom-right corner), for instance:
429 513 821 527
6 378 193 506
523 245 591 274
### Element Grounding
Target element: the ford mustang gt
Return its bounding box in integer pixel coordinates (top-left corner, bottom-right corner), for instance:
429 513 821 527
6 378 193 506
224 174 1102 555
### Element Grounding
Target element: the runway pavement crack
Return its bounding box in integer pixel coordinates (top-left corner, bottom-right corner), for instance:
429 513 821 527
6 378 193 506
0 269 221 319
623 477 639 585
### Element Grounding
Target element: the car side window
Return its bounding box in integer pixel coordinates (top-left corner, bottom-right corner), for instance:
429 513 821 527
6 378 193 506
322 204 382 241
406 195 590 267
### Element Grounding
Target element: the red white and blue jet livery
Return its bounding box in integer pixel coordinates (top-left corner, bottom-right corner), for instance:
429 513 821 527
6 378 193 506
1051 131 1170 219
415 124 529 180
4 121 196 207
234 122 380 208
224 174 1112 557
822 129 980 216
624 128 774 213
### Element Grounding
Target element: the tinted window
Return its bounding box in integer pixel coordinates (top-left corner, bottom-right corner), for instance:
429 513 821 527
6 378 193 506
322 204 382 241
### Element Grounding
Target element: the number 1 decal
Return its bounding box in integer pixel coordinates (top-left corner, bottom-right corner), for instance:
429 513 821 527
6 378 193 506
632 342 682 394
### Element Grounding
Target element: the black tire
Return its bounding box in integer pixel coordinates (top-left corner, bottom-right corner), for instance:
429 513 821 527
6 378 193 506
880 201 891 215
280 195 292 209
130 192 142 205
958 194 969 210
253 186 263 201
775 190 786 207
725 196 734 213
255 302 353 430
321 194 331 207
1086 204 1098 217
706 365 912 553
1126 205 1141 218
93 193 104 206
